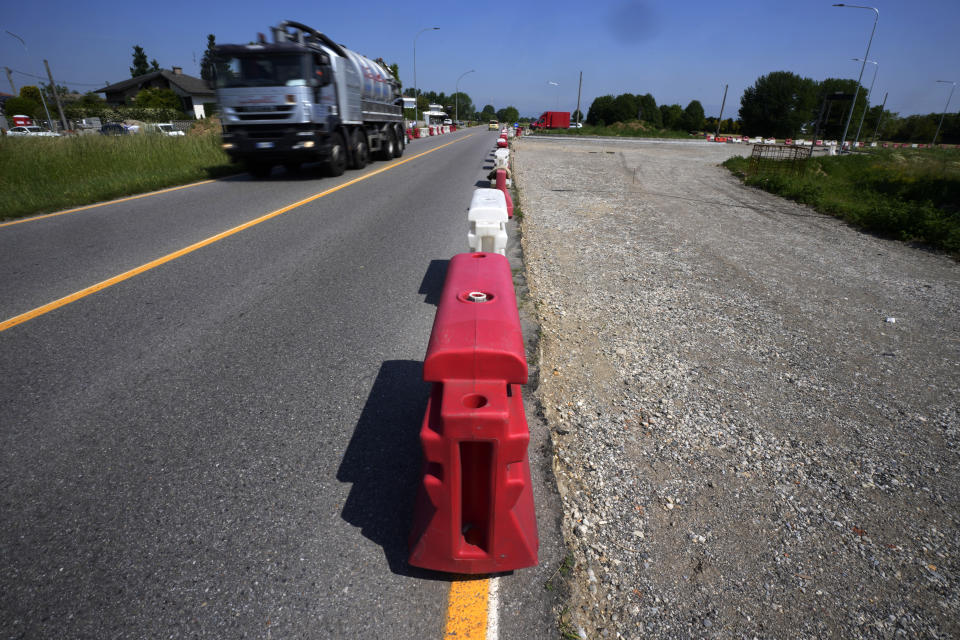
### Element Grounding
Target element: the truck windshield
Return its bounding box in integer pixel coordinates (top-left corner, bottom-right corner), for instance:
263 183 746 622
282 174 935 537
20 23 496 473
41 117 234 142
216 54 308 88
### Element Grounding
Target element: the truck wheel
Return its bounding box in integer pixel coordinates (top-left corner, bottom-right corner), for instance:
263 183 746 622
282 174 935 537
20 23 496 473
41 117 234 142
392 126 404 158
326 133 346 176
378 129 396 161
246 162 272 179
349 130 368 169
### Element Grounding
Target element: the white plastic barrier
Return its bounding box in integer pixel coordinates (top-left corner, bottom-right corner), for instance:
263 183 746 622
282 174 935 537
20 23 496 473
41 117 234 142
467 188 509 255
494 148 510 170
420 128 429 137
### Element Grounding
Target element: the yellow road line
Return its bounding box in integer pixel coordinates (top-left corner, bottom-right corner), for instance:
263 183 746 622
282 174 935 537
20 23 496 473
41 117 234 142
445 577 490 639
0 135 471 333
0 180 218 228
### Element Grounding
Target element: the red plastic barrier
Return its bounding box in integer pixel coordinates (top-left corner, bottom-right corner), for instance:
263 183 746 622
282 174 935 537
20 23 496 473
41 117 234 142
412 127 420 139
495 169 513 218
497 138 508 148
409 252 538 574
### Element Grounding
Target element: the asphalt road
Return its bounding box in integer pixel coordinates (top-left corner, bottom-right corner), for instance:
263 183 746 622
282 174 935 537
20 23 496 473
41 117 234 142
0 129 564 638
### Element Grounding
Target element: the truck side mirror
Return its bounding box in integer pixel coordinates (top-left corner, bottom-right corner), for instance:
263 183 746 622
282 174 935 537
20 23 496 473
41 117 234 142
313 64 333 87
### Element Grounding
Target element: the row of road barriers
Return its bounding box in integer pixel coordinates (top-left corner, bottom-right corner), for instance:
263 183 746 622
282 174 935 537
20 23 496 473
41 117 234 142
408 128 539 574
406 124 456 141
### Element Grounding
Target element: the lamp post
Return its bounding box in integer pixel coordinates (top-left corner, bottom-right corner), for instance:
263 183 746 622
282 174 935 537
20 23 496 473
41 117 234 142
932 80 957 148
455 69 475 124
4 30 55 131
548 80 560 109
413 27 439 127
851 57 877 148
871 91 888 143
832 3 878 153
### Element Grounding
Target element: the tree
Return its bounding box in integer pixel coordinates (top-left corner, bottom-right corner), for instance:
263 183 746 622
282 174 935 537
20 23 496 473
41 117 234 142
131 45 151 77
151 59 160 72
660 104 684 130
739 71 817 137
449 92 474 120
496 106 519 123
586 94 615 125
20 85 43 104
200 34 218 84
571 109 585 123
134 88 183 112
79 91 105 106
40 82 72 103
638 93 661 128
480 104 496 120
814 77 868 140
612 93 640 123
681 100 705 131
389 63 401 90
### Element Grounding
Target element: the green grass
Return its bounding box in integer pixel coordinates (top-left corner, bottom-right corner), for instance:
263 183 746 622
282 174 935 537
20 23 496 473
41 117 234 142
532 120 698 140
723 149 960 255
0 131 241 220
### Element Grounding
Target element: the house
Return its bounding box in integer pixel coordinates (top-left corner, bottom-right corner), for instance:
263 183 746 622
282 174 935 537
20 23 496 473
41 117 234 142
96 67 214 118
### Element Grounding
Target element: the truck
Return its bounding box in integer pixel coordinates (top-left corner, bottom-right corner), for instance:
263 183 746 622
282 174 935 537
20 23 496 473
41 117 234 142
529 111 570 130
214 20 405 178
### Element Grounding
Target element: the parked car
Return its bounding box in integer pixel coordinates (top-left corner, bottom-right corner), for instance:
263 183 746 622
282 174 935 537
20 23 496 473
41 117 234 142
99 123 128 136
8 125 58 137
569 122 583 129
443 118 452 125
155 123 185 137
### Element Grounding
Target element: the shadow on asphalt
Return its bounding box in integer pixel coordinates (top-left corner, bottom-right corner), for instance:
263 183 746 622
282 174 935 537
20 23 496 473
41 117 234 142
337 360 442 579
418 259 449 307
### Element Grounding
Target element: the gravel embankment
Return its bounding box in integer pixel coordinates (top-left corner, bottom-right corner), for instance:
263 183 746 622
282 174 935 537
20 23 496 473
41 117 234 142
514 137 960 639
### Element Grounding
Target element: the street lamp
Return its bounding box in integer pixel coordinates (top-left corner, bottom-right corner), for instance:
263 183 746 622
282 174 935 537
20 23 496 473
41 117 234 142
832 3 879 153
413 27 439 126
455 69 475 124
4 30 55 131
932 80 957 148
851 57 878 148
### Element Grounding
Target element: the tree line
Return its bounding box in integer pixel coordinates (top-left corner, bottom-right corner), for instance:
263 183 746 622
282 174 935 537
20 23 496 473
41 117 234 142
585 93 705 132
739 70 959 143
578 73 959 144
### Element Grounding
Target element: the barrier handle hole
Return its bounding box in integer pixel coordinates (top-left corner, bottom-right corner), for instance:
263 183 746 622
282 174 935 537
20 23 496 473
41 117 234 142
462 394 488 409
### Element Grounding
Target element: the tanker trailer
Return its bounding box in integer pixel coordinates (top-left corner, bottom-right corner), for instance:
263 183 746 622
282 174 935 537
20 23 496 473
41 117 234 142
215 20 406 178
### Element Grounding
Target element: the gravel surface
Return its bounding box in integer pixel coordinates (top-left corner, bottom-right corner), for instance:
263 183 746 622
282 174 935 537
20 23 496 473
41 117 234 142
513 137 960 639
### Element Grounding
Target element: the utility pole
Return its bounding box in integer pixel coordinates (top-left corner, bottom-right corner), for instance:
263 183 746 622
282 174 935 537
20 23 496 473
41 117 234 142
44 59 69 132
4 66 15 93
716 84 728 136
575 71 582 125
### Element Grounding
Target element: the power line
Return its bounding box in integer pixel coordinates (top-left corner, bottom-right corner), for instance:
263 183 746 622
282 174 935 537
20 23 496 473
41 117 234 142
6 67 102 86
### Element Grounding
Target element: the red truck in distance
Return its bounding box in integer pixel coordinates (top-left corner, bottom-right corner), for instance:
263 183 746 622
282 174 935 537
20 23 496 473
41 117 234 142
530 111 570 130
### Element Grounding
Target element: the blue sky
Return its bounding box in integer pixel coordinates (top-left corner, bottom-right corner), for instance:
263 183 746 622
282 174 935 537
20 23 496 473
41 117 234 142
2 0 957 118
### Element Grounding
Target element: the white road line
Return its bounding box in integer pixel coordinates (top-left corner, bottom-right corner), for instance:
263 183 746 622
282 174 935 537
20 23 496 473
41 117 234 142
486 576 500 640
